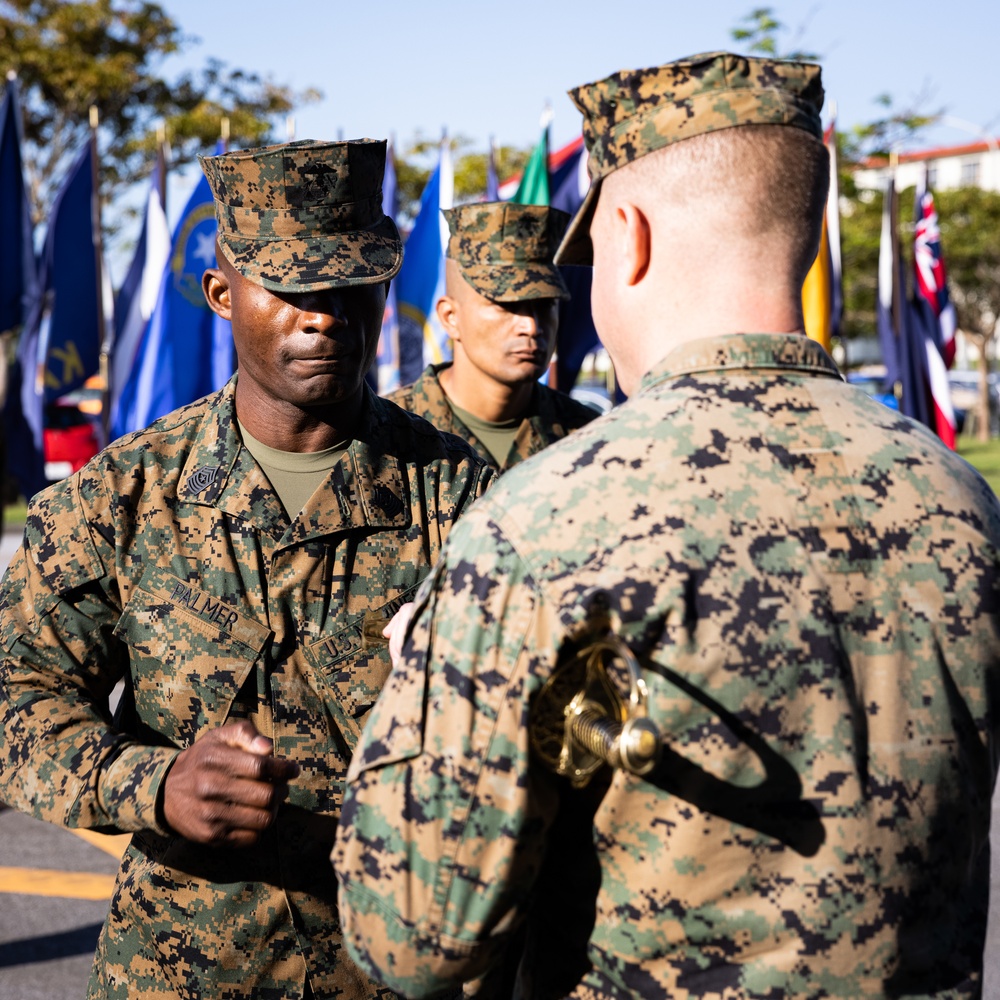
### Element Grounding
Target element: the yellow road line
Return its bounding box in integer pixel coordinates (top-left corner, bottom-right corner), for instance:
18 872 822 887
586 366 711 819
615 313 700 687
0 865 115 900
70 828 131 859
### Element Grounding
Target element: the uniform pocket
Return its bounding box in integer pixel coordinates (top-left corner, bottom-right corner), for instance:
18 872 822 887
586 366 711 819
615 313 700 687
112 566 272 746
344 646 428 783
304 583 422 754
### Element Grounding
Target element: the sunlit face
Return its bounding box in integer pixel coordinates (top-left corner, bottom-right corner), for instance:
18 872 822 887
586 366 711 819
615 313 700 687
206 260 386 411
444 272 559 387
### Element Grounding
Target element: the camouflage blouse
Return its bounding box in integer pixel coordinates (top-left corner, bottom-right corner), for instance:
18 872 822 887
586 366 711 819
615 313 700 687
336 334 1000 999
0 379 491 1000
388 363 598 473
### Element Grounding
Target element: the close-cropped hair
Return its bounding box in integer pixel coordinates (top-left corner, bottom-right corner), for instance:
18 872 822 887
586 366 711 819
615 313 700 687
610 124 830 282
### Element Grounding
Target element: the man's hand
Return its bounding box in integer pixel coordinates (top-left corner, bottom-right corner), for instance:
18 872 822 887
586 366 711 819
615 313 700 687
161 720 299 847
382 602 415 667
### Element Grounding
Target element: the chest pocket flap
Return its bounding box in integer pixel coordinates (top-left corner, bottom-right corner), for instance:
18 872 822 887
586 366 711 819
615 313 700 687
113 566 272 746
305 583 423 756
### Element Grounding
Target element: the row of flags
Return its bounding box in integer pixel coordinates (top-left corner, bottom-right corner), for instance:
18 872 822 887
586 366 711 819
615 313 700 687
111 152 233 443
0 73 963 502
877 163 958 448
0 75 234 499
784 109 958 449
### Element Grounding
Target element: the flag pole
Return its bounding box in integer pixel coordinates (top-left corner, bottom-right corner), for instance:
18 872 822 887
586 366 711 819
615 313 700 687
156 123 168 216
220 116 230 154
540 103 558 390
888 149 902 347
91 105 112 445
388 133 400 383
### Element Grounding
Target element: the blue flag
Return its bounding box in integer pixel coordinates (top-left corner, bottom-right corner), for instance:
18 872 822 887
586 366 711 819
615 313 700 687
486 137 500 201
0 75 44 501
877 175 934 431
5 139 100 499
395 139 452 386
110 161 171 429
549 138 600 393
375 141 401 393
112 169 234 438
30 141 103 405
0 77 36 334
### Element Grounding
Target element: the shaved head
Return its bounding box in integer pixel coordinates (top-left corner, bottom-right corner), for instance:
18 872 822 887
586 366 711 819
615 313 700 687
604 124 830 286
588 124 830 393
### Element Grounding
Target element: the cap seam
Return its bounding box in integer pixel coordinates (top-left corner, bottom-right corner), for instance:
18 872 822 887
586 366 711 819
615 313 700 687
589 84 820 178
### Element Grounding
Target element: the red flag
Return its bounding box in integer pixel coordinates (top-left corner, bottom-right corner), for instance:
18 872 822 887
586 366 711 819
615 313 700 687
911 171 957 448
913 174 957 367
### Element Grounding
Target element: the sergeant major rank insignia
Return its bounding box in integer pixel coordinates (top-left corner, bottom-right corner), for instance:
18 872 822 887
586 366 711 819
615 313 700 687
186 466 221 496
371 484 404 518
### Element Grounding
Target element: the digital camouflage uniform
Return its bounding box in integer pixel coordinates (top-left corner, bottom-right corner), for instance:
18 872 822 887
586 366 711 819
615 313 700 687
388 363 597 473
333 54 1000 1000
0 139 492 1000
389 202 596 473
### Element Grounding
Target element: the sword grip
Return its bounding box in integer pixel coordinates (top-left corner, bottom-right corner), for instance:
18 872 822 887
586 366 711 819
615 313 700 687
571 705 661 776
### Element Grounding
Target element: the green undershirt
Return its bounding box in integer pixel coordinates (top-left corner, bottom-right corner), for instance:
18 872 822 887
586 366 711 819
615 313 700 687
238 421 348 518
446 398 521 468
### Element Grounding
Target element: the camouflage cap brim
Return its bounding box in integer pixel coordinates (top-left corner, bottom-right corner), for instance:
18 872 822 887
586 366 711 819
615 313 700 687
218 214 403 292
459 261 570 302
553 181 600 267
444 202 571 300
201 138 402 292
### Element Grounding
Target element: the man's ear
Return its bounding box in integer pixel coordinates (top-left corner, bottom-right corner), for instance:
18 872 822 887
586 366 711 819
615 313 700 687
435 295 461 342
202 269 231 319
618 202 651 287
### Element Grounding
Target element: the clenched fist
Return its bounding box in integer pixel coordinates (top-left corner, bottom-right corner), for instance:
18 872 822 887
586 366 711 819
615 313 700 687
161 720 300 846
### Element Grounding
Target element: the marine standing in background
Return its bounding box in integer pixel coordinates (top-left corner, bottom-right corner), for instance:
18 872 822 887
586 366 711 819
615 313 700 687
389 202 597 473
0 138 490 999
334 53 1000 998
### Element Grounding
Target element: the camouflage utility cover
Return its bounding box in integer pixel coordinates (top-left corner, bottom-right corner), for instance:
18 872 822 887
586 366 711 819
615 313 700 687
335 334 1000 999
201 138 403 292
444 202 570 302
388 362 597 473
0 379 491 999
556 50 825 265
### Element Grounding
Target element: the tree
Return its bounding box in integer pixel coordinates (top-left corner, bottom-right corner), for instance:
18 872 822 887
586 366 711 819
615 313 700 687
841 94 941 166
394 132 530 230
837 185 882 341
730 6 819 61
935 186 1000 439
0 0 319 238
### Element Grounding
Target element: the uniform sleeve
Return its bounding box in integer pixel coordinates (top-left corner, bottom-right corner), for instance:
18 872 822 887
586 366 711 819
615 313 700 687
332 507 557 997
0 473 178 833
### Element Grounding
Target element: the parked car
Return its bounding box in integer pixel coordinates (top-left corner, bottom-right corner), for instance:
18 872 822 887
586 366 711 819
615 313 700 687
570 382 614 415
43 385 102 483
844 367 899 411
946 370 1000 436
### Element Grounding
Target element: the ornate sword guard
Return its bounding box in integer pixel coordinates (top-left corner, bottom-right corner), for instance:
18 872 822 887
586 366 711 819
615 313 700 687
531 630 662 788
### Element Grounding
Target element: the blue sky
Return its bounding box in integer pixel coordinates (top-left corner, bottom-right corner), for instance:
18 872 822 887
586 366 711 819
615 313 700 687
158 0 999 157
114 0 996 278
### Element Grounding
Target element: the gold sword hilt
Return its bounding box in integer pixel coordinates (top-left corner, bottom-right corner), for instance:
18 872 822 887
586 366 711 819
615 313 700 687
531 631 662 788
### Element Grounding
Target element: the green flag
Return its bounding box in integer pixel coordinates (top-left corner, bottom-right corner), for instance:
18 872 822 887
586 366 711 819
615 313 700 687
513 126 549 205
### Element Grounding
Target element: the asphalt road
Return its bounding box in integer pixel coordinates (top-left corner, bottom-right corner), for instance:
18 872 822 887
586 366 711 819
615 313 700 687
0 521 998 997
0 806 120 1000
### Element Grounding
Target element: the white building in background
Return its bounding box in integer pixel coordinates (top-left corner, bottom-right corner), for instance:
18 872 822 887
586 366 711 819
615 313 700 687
854 138 1000 193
